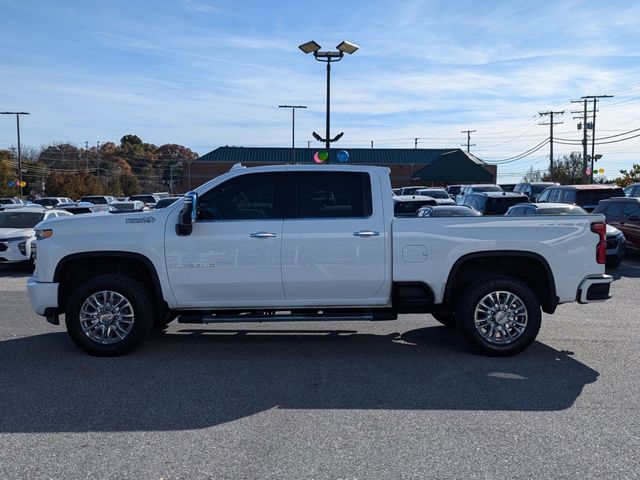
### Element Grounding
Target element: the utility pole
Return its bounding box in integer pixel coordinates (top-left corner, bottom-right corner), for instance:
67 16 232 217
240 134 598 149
307 141 311 149
582 95 613 183
539 110 564 181
461 130 476 153
414 137 419 149
572 95 612 183
0 112 30 198
571 99 590 183
96 141 101 177
84 141 89 172
278 105 307 164
371 140 374 149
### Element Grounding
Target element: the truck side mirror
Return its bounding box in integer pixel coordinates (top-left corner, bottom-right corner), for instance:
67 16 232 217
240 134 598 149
176 191 198 236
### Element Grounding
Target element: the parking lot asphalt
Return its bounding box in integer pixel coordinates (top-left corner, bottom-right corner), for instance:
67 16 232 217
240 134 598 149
0 259 639 479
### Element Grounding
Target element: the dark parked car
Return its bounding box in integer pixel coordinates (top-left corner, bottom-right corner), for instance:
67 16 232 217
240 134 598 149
536 184 625 212
593 197 640 250
394 186 431 196
505 203 626 268
499 183 516 192
393 195 437 217
456 184 504 204
513 182 558 201
458 192 530 215
416 205 481 217
128 194 161 208
445 185 463 198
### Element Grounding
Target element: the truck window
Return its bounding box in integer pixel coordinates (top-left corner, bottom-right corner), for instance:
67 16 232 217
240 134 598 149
294 172 372 218
197 172 285 221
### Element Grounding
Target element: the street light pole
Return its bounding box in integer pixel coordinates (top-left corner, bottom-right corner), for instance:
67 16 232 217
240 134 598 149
299 40 358 162
1 111 30 198
279 105 307 163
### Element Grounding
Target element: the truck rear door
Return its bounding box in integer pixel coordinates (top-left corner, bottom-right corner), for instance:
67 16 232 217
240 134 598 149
281 170 388 303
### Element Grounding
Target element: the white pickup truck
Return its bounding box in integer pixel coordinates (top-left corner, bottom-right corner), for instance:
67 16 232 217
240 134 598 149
28 164 612 356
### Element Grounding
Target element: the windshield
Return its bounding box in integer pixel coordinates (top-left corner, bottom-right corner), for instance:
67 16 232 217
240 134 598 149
419 190 449 199
532 184 553 194
475 186 503 193
433 209 479 217
34 198 59 207
0 211 44 228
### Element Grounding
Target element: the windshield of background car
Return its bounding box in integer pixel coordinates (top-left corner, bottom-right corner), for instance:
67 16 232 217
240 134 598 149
0 212 44 228
130 196 156 203
475 186 503 193
420 190 449 199
532 184 552 194
576 189 625 205
81 197 108 204
447 186 461 195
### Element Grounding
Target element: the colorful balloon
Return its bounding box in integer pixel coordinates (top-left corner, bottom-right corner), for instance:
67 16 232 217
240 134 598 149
337 150 349 163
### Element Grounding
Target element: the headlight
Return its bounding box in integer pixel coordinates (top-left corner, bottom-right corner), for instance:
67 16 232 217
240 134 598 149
35 229 53 240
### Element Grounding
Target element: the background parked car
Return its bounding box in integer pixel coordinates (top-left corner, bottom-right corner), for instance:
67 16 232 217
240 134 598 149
499 183 516 192
445 185 463 199
416 205 481 217
536 184 625 212
593 197 640 250
110 200 145 212
455 184 504 204
393 195 438 217
128 194 161 209
394 186 431 196
80 195 117 205
57 202 115 215
0 198 28 206
513 182 558 201
33 197 74 208
414 188 457 205
0 207 71 266
458 191 529 215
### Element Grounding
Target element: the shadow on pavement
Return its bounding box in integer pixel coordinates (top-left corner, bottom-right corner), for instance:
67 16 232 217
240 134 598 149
0 326 599 433
0 263 32 278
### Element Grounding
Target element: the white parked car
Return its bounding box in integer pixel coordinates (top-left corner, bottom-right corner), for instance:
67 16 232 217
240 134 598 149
415 188 457 205
0 207 72 265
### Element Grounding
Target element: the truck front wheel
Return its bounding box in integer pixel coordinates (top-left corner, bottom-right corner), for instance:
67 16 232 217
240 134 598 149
455 276 541 356
65 274 153 356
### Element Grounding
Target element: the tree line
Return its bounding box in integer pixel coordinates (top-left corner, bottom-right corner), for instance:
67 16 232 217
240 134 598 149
0 134 198 198
522 152 639 186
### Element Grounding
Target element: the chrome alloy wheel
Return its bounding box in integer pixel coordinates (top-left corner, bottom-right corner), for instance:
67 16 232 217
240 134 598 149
474 290 528 345
79 290 135 344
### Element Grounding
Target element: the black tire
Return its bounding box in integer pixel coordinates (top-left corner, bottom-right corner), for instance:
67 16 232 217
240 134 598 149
455 275 541 356
65 274 153 356
431 309 456 328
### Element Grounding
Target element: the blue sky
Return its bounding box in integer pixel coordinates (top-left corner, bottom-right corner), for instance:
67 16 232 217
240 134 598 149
2 0 640 181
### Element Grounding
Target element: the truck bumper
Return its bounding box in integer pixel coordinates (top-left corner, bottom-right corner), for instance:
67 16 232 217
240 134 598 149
27 277 59 316
576 274 613 304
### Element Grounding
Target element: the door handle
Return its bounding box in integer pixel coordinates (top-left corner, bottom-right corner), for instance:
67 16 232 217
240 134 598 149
250 232 277 238
353 230 380 237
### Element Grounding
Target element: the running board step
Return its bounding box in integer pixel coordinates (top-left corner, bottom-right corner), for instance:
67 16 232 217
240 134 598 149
178 310 397 324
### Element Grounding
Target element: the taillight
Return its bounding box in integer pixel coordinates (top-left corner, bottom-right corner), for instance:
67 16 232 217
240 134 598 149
591 222 606 264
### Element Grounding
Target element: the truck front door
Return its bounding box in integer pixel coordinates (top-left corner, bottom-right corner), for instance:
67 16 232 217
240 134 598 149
165 172 286 306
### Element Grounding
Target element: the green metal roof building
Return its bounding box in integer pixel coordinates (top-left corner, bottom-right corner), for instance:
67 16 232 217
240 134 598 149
187 146 497 189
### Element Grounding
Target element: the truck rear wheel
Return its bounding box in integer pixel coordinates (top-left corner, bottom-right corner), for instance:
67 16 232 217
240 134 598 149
65 274 153 356
455 275 541 356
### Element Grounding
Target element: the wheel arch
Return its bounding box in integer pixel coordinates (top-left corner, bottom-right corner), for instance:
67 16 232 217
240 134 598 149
443 251 558 314
54 251 166 315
